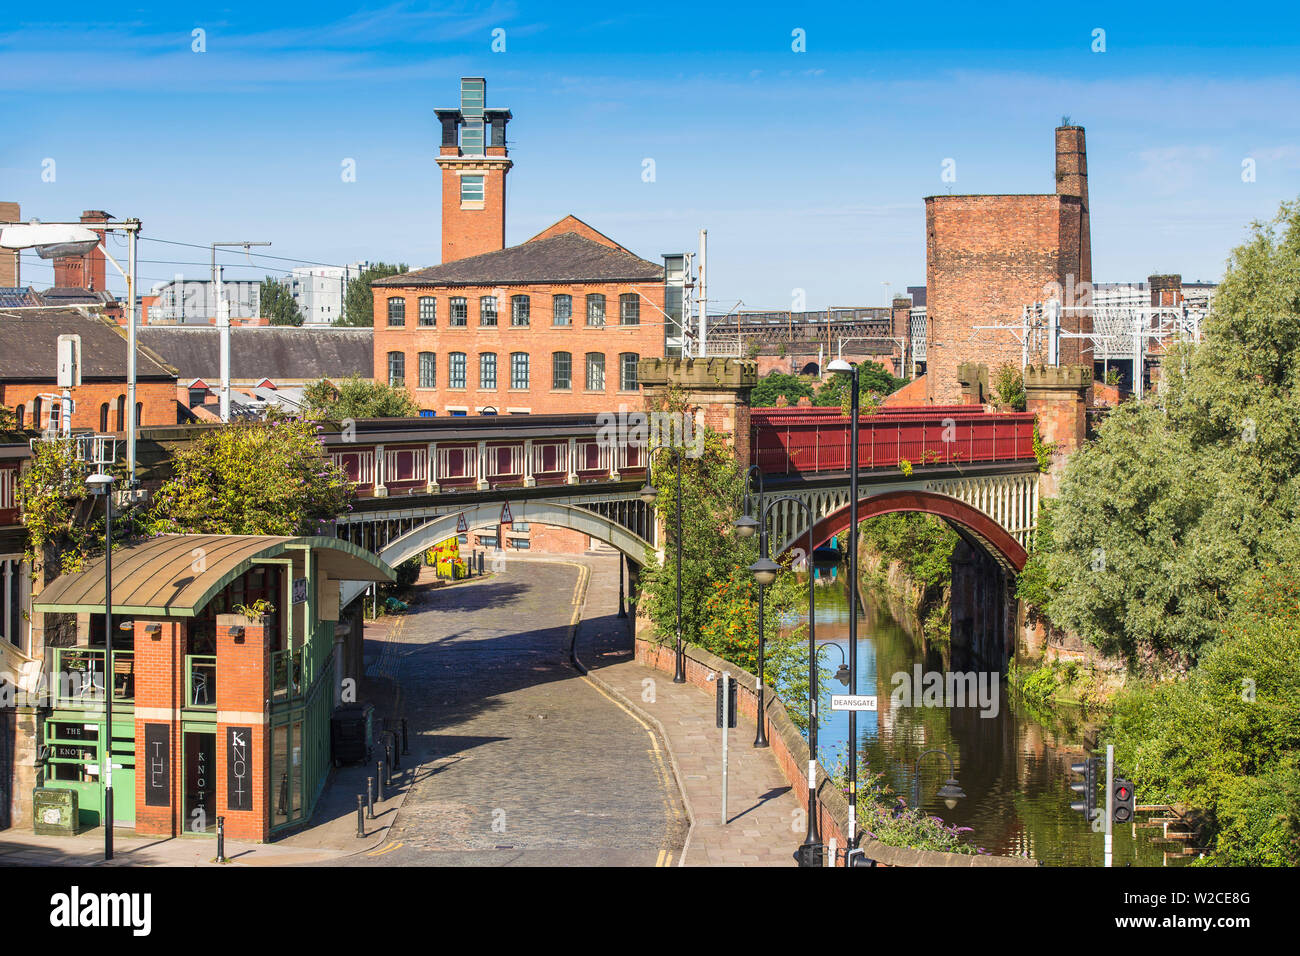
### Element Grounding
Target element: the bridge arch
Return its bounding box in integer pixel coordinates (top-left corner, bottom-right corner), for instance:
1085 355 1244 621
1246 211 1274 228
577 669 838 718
780 489 1028 572
340 500 653 607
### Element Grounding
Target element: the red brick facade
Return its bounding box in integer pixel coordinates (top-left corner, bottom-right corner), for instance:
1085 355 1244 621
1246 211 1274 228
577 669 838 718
0 380 178 432
923 127 1093 404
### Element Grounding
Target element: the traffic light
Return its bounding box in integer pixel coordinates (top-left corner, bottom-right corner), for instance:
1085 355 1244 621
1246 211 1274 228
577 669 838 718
847 847 876 867
1113 778 1135 824
1069 757 1098 823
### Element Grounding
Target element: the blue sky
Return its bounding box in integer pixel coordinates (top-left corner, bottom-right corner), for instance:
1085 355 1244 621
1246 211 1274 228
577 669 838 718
2 1 1299 310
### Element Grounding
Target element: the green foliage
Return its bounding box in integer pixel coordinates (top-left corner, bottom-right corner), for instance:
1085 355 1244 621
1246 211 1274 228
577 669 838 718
17 440 113 577
338 262 409 327
1017 663 1058 707
1106 567 1300 865
858 513 958 592
232 598 275 618
300 375 420 419
394 557 421 588
991 364 1027 410
1028 198 1300 670
813 361 905 411
750 372 813 408
258 277 304 326
145 420 352 536
825 754 978 854
1030 421 1054 473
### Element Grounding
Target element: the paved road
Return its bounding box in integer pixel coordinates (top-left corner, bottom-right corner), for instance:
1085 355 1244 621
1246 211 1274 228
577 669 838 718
339 557 687 866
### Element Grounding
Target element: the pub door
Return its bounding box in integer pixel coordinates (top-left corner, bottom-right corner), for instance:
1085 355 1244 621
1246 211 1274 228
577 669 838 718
182 730 217 835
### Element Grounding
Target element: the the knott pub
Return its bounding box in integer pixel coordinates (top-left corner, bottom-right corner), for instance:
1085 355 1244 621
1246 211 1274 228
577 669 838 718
31 533 392 840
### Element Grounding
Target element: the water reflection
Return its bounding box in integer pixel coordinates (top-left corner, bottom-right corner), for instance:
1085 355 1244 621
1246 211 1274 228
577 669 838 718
777 573 1186 866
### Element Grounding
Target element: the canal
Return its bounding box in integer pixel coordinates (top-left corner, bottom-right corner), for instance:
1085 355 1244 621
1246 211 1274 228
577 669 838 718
782 572 1185 866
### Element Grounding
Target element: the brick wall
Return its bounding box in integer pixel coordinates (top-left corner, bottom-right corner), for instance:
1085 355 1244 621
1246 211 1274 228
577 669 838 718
0 380 178 431
214 615 270 842
372 281 666 416
133 618 186 837
438 158 510 263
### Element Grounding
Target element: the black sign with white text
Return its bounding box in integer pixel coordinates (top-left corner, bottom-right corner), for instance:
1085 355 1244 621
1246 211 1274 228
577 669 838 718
226 726 253 811
143 723 170 807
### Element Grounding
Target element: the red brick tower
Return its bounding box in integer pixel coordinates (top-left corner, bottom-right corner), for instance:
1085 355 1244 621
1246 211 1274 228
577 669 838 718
53 210 110 289
436 78 512 264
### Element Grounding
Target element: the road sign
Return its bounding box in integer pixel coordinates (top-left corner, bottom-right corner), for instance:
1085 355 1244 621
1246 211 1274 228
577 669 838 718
716 675 738 728
500 501 513 523
830 695 877 712
455 512 468 533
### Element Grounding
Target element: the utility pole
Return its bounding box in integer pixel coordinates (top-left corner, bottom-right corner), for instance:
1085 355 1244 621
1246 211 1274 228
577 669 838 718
211 241 271 422
1105 743 1114 868
697 229 707 357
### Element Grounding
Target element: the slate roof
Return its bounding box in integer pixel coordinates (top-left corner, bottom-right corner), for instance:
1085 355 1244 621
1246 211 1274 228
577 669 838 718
137 326 373 383
374 232 664 288
0 308 176 381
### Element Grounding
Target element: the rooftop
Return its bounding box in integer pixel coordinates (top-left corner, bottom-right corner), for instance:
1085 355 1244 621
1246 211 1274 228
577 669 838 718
137 325 373 383
0 308 176 381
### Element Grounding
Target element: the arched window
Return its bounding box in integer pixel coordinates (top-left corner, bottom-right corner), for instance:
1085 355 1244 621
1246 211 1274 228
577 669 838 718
552 352 571 390
100 403 109 432
15 405 24 429
619 293 640 325
418 297 436 326
418 352 436 388
510 295 530 327
510 352 529 389
479 352 497 389
33 397 43 430
586 294 606 327
387 352 405 387
585 352 605 391
115 396 126 431
386 297 406 327
619 353 640 391
448 352 467 389
135 402 143 428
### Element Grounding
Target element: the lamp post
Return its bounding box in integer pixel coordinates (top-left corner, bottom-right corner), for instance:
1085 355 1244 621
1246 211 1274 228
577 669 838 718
640 445 686 683
827 357 861 847
816 641 852 687
210 241 272 423
0 219 142 485
741 493 822 866
731 464 767 746
87 472 115 860
912 748 966 812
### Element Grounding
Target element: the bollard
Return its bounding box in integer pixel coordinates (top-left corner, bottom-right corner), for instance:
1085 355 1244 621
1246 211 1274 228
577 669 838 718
384 741 393 781
391 732 401 772
377 762 385 801
356 795 365 838
401 718 409 755
216 815 225 863
366 777 375 818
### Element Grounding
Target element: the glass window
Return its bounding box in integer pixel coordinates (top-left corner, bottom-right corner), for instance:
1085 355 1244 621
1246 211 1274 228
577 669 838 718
479 352 497 389
552 352 571 390
552 294 572 326
461 175 485 203
620 352 640 391
387 297 406 327
620 293 640 326
418 297 436 326
479 295 497 327
510 352 529 389
511 295 530 327
449 352 467 389
387 351 405 387
450 297 467 327
418 352 436 388
585 352 605 391
586 294 606 327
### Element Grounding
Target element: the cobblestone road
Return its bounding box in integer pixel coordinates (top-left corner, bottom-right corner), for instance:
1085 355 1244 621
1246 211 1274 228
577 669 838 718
340 556 687 866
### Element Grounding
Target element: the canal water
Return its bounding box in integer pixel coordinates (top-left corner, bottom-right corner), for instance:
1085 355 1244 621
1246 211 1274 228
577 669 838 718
780 572 1185 866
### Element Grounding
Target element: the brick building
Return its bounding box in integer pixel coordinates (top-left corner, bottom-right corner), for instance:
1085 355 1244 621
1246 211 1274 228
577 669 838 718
0 308 180 432
923 126 1094 404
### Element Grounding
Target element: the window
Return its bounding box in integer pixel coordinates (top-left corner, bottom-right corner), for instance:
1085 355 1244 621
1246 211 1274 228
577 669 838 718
509 538 531 550
585 352 605 391
552 294 572 326
586 294 606 327
478 534 499 548
620 293 640 326
331 450 375 484
2 558 25 653
461 174 485 203
387 297 406 327
511 521 531 532
620 353 640 391
479 352 497 389
115 396 125 431
384 446 429 483
99 403 109 431
418 297 436 326
510 352 529 389
450 297 467 327
418 352 436 388
135 402 143 427
479 295 498 327
387 351 405 387
552 351 572 390
511 295 530 327
449 352 467 389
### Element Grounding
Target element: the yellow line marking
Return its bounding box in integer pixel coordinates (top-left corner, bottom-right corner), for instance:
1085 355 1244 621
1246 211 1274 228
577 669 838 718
367 841 403 856
655 849 666 867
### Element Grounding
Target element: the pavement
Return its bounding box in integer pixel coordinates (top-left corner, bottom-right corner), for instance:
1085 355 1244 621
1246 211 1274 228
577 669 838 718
1 551 801 867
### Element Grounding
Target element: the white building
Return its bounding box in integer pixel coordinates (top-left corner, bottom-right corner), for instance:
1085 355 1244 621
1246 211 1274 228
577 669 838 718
286 262 368 327
148 278 261 324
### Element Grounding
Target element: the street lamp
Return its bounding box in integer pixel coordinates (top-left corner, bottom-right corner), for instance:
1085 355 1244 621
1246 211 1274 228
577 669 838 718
641 445 687 683
0 219 142 485
211 241 271 423
731 465 767 746
817 641 852 687
740 493 823 866
827 356 862 848
86 472 115 860
912 748 966 812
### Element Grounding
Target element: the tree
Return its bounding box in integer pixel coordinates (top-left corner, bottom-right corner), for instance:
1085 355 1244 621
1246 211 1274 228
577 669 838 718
750 371 814 407
338 262 409 327
145 420 352 536
300 375 420 419
813 360 906 409
258 277 304 326
1023 198 1300 670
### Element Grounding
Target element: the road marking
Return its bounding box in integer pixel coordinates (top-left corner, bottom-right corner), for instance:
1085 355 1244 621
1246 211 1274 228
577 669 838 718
367 841 403 856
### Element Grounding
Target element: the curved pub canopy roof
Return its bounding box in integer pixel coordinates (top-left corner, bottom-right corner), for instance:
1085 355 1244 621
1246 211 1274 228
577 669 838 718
33 534 395 617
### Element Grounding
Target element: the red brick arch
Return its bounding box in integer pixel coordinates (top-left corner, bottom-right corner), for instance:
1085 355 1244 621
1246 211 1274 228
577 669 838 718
791 489 1028 572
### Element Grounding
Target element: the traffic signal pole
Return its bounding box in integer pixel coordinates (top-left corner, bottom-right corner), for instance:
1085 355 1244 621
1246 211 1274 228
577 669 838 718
1104 744 1114 869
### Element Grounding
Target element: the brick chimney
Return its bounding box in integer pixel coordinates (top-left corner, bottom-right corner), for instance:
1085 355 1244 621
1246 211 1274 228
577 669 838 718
0 201 19 286
436 78 511 263
1055 126 1091 285
53 209 110 289
1148 274 1182 307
